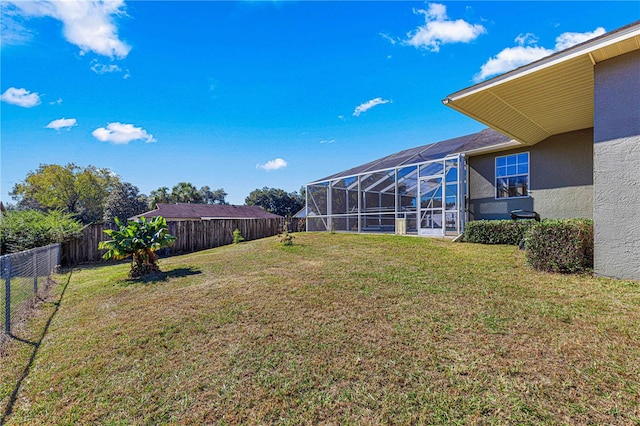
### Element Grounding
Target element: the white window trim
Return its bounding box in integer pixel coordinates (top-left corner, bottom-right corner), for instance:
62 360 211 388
494 151 530 199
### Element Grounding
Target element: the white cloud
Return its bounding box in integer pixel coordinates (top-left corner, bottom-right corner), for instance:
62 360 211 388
514 33 538 46
49 98 63 105
353 98 391 117
0 4 34 46
6 0 130 58
257 158 288 171
90 60 130 78
91 61 120 74
404 3 486 52
475 27 607 82
0 87 41 107
319 139 335 144
474 45 553 82
554 27 606 51
46 117 77 130
92 122 156 144
379 33 398 45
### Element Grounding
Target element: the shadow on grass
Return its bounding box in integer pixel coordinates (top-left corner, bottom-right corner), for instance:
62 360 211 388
121 267 202 286
1 272 72 425
58 258 129 274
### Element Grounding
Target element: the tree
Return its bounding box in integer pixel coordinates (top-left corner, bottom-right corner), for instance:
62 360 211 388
199 186 227 205
148 183 227 207
244 187 305 217
103 182 148 224
98 216 176 278
149 186 171 209
10 163 120 224
171 182 202 203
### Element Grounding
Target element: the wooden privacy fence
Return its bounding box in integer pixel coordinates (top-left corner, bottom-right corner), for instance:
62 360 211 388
61 218 303 266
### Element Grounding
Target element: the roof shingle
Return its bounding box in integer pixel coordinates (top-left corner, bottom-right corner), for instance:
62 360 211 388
311 128 513 182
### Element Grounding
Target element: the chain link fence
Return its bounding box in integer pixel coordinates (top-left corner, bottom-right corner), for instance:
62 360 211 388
1 244 61 336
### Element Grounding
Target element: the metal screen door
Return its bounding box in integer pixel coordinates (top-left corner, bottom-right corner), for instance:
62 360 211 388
418 175 444 236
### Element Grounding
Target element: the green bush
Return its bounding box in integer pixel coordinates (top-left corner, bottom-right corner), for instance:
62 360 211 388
525 219 593 273
277 223 295 246
232 228 244 244
464 219 537 245
99 216 176 278
0 209 83 254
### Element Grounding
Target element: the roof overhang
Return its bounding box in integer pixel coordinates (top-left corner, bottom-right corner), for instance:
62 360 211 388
461 139 522 157
443 22 640 146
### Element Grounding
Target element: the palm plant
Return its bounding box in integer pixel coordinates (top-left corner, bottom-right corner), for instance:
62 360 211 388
98 216 176 278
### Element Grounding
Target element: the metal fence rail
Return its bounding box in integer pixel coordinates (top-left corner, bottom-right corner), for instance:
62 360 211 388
1 244 61 336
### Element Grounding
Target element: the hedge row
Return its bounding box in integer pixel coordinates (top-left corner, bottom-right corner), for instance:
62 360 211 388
525 219 593 273
0 209 83 254
464 218 593 274
464 219 537 246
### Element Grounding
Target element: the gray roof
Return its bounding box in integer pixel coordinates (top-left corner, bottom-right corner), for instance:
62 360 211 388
130 203 283 220
312 128 512 182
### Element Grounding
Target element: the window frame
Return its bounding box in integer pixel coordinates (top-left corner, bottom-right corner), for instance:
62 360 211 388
494 152 530 199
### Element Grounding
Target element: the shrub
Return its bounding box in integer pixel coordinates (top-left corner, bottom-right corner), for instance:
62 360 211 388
277 223 294 246
464 219 537 246
232 229 244 244
525 219 593 273
0 209 83 254
98 216 176 278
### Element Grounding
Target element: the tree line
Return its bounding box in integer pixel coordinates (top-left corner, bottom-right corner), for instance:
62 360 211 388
5 163 305 226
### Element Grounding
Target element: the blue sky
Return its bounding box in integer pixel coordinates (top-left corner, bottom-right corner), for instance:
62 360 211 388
1 1 638 205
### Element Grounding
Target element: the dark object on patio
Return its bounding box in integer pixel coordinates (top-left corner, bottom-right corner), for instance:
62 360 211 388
510 210 541 222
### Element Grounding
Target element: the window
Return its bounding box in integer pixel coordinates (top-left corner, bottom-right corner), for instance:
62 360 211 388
496 152 529 198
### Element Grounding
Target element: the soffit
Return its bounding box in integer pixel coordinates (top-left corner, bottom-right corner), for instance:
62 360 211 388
444 24 640 146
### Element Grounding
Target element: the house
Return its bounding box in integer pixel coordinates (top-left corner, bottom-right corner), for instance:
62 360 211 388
443 21 639 281
306 22 639 280
130 203 283 221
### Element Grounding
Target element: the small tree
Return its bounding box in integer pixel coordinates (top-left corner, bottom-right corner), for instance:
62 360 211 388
232 228 244 244
277 222 294 246
98 216 176 278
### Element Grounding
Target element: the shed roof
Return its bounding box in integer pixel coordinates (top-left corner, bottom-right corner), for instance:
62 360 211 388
443 21 640 146
311 128 515 183
130 203 283 220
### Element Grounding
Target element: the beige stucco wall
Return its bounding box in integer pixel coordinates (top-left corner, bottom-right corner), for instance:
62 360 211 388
468 128 594 221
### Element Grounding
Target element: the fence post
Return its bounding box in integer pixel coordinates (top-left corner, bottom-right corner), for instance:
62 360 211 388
33 249 38 296
3 257 10 335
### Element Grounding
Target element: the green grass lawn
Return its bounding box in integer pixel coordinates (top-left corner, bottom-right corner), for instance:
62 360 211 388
1 233 639 424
